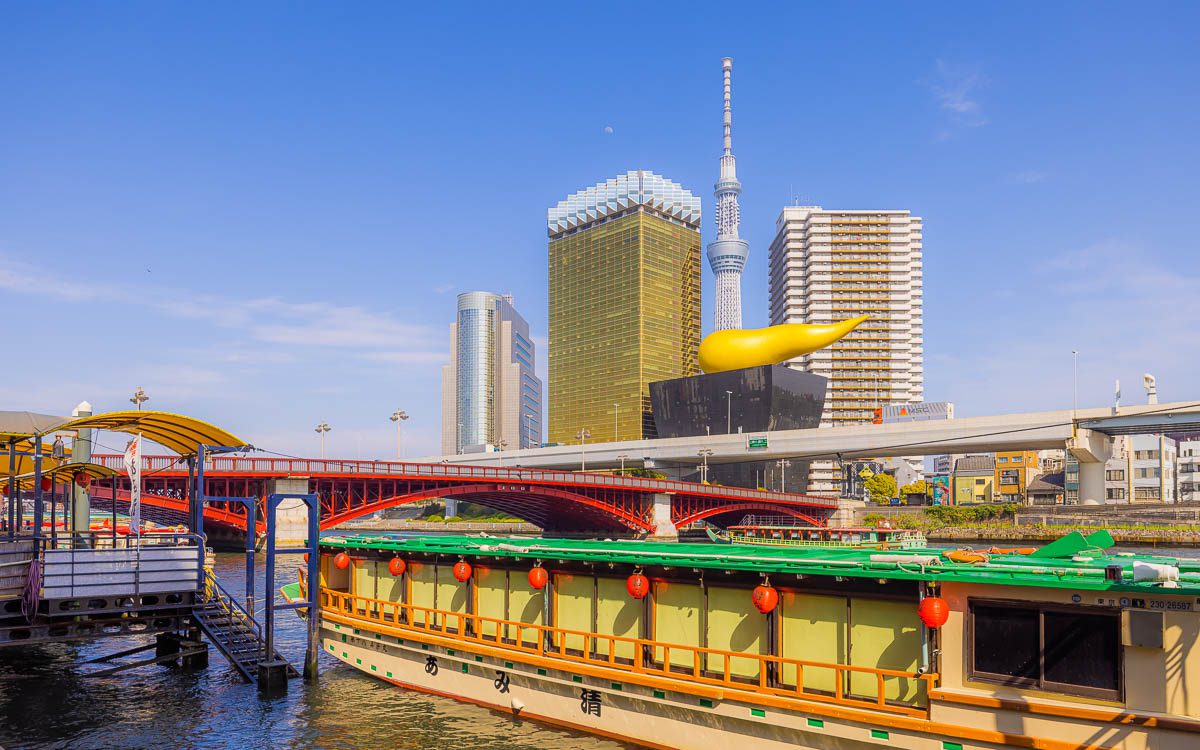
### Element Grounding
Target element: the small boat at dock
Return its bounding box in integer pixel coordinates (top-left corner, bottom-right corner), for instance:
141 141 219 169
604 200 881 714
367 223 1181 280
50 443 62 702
706 516 928 549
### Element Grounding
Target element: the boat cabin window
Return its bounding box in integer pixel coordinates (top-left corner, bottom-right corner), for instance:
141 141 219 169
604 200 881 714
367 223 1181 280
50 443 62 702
969 601 1121 699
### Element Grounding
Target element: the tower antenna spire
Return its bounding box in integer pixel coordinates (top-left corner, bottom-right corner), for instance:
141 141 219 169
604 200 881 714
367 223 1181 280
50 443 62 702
722 57 733 156
707 57 749 331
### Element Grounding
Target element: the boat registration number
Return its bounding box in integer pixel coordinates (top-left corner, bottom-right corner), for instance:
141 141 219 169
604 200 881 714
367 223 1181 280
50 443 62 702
1126 598 1194 611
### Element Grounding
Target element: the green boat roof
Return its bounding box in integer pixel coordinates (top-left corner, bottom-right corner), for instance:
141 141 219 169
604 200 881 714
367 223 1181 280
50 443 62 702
319 532 1200 596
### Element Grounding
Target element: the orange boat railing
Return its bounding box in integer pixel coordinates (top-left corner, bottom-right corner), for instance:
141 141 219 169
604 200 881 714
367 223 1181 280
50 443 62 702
319 587 935 717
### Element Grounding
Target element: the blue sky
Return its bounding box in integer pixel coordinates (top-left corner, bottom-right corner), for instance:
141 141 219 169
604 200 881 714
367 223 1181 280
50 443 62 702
3 3 1197 459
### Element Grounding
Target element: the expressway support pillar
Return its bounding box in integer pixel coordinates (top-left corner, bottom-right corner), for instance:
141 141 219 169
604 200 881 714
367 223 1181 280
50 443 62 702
649 493 677 540
1067 429 1114 505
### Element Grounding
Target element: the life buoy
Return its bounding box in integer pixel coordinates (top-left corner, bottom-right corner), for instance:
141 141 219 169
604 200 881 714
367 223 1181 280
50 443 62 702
986 546 1036 556
943 550 989 564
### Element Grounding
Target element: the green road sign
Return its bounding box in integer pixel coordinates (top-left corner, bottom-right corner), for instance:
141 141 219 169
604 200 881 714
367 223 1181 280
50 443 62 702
747 437 768 450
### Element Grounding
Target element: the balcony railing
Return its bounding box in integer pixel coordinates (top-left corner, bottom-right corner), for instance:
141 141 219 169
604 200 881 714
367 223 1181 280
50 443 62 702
320 587 934 717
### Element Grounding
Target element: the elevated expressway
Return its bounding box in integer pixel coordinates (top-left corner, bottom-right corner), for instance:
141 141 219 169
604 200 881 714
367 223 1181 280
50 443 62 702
423 402 1200 502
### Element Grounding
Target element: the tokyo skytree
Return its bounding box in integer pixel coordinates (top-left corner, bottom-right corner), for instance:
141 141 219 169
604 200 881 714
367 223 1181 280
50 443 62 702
706 57 750 331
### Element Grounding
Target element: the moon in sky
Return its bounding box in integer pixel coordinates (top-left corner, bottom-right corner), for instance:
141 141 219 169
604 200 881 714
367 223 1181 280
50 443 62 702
603 126 613 134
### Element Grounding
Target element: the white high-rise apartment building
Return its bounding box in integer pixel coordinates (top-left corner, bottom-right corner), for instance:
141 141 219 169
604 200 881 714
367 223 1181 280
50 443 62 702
768 207 924 493
441 292 543 456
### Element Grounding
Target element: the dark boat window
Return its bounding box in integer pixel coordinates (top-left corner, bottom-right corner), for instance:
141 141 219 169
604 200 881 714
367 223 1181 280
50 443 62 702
972 605 1038 681
1043 610 1120 692
970 601 1121 699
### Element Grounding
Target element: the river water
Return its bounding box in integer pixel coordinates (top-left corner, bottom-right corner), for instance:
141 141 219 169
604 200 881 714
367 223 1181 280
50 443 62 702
0 552 625 750
2 545 1198 749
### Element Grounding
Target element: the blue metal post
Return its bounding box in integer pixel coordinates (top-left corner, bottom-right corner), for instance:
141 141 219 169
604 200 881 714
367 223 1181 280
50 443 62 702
6 441 15 539
32 436 43 545
263 498 276 666
245 498 256 617
305 493 320 682
193 445 205 542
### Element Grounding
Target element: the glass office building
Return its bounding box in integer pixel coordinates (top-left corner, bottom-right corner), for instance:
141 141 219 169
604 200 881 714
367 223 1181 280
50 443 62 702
547 171 702 444
441 292 543 455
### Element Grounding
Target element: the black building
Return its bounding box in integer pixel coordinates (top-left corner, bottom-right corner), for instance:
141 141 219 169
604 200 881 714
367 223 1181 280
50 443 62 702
649 365 826 438
649 365 827 494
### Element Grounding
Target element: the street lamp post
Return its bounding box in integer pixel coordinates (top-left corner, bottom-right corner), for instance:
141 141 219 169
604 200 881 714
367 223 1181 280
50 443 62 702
497 439 508 468
1071 350 1079 424
616 453 629 475
725 390 733 434
130 387 149 411
389 409 409 460
777 458 791 492
315 421 331 459
575 428 591 472
698 448 714 484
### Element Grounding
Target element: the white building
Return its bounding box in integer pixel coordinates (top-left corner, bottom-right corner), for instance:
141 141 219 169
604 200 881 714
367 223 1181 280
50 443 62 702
1180 439 1200 502
768 207 924 493
441 292 543 456
1066 434 1178 504
1129 434 1177 503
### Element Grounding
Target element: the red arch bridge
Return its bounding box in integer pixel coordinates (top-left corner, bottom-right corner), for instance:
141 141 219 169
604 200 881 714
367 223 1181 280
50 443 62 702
87 455 836 538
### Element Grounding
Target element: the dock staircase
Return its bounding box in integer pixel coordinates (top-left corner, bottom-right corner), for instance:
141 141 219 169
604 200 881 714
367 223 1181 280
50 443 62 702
194 568 298 682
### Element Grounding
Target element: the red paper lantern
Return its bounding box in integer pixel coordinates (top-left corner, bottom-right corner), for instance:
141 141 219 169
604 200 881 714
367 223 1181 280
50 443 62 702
303 553 310 563
528 566 548 589
453 561 472 582
388 557 407 577
626 573 649 599
74 472 90 488
40 477 53 492
334 552 351 570
752 584 779 614
918 596 950 628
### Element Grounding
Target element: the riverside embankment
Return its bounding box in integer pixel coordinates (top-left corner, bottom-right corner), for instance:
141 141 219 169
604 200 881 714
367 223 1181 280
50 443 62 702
860 501 1200 547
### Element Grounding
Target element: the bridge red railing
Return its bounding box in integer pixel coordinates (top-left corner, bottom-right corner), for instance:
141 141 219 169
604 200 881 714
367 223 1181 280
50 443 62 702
89 454 840 508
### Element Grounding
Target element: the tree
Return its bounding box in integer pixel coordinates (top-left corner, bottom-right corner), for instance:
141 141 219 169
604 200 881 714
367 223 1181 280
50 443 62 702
899 479 930 498
864 473 898 504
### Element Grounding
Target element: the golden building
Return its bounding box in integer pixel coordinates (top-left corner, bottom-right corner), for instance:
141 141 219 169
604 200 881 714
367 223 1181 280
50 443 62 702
547 171 701 444
994 450 1040 502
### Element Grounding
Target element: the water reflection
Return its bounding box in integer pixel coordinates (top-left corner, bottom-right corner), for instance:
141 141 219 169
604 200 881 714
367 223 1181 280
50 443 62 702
0 553 626 750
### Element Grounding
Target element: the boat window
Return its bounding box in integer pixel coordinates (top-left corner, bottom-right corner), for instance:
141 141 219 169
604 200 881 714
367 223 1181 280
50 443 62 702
1043 610 1120 692
972 605 1038 681
970 601 1121 699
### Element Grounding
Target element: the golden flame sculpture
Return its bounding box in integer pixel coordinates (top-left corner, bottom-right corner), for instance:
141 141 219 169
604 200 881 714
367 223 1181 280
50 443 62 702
698 316 871 374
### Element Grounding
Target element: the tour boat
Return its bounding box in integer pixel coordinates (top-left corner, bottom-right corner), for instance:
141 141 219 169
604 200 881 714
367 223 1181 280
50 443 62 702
706 521 928 549
292 530 1200 749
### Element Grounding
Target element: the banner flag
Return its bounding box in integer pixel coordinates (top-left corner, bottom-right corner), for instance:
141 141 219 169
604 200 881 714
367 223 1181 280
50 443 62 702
123 434 142 536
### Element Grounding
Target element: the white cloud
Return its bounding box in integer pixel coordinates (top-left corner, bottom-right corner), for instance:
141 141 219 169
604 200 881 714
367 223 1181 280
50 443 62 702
926 60 989 128
932 239 1199 416
1010 171 1047 184
0 255 440 353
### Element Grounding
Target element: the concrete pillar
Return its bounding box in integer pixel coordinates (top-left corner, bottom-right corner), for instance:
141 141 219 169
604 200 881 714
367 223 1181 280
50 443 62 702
70 401 93 546
831 499 859 527
266 478 312 544
649 493 677 539
444 497 460 518
1067 429 1114 506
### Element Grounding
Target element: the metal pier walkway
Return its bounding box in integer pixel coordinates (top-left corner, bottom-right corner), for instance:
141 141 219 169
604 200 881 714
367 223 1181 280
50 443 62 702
194 569 297 682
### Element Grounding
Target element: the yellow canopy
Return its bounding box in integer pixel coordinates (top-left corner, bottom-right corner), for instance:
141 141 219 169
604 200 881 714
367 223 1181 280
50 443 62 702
1 453 66 477
13 461 120 490
54 410 249 455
